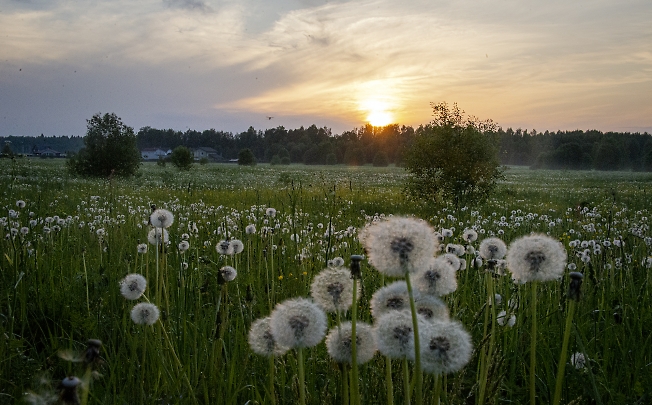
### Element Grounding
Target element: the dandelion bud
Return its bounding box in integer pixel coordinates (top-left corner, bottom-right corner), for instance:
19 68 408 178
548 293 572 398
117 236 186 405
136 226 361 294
350 254 364 280
568 272 584 301
59 376 81 405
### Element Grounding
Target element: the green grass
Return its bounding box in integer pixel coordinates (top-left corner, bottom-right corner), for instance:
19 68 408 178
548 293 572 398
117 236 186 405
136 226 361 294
1 158 651 404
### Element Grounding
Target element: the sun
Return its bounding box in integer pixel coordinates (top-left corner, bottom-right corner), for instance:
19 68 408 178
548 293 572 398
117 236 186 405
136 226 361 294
360 98 395 127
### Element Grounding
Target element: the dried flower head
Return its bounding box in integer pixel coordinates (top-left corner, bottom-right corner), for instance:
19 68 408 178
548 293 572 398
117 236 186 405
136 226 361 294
420 320 473 375
270 298 327 348
248 317 289 357
310 267 358 313
119 274 147 300
326 321 376 364
150 209 174 228
374 311 422 360
130 303 160 325
147 228 169 246
506 234 567 283
361 216 438 277
479 237 507 260
370 281 410 319
415 294 450 322
413 257 458 297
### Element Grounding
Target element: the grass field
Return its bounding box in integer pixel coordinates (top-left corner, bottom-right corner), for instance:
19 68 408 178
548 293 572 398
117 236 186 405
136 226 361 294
1 158 651 404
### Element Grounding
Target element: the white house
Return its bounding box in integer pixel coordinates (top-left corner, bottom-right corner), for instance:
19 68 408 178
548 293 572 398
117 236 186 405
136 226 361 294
141 148 170 160
192 147 222 161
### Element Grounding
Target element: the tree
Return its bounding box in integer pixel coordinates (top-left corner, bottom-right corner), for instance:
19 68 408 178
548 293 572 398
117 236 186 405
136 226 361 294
238 148 256 166
169 146 194 170
1 142 13 158
67 113 141 177
404 102 503 206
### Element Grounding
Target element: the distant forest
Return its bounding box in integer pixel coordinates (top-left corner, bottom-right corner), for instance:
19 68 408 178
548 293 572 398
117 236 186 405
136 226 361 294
3 125 652 171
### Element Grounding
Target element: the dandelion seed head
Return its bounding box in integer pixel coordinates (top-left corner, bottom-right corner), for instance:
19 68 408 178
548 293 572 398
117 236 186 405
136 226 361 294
245 224 256 234
479 237 507 260
310 267 357 313
361 217 437 277
150 209 174 228
507 234 567 283
248 317 289 357
137 243 148 254
270 298 327 348
462 228 478 243
420 320 473 375
178 240 190 252
370 281 409 319
374 311 421 360
570 352 587 369
219 266 237 282
119 273 147 300
216 240 234 255
231 239 244 254
326 322 376 364
130 303 160 325
147 228 169 245
414 257 457 297
415 294 450 322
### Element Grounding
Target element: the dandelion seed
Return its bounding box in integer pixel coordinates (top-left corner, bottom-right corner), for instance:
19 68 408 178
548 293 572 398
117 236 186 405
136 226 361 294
361 216 437 277
413 257 457 297
326 321 376 364
219 266 237 283
270 298 327 348
310 267 357 313
370 281 410 319
479 237 507 260
119 274 147 300
150 209 174 228
506 234 567 283
216 240 234 255
374 311 421 360
414 294 450 322
420 320 473 375
570 352 587 369
147 228 169 245
130 303 160 325
248 317 289 357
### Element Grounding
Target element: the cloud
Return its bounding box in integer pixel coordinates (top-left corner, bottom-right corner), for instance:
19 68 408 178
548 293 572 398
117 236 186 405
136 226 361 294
163 0 213 13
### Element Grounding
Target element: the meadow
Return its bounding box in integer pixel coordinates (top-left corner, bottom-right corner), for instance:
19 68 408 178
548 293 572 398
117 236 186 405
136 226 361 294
1 158 651 404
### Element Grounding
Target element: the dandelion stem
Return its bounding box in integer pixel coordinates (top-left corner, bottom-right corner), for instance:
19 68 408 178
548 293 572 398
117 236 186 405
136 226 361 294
433 373 442 405
269 356 276 405
82 251 90 317
297 347 306 405
552 300 576 405
405 273 422 405
350 277 360 405
530 282 537 405
402 358 411 405
385 356 394 405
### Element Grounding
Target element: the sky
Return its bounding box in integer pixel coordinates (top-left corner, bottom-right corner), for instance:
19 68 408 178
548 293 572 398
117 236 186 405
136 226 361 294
1 0 651 137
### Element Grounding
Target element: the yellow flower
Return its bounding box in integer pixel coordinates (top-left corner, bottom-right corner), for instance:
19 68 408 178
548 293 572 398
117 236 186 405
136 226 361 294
278 275 284 280
302 271 307 276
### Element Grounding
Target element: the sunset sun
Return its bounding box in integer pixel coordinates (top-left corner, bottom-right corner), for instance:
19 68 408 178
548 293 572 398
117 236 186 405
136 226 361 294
361 98 395 127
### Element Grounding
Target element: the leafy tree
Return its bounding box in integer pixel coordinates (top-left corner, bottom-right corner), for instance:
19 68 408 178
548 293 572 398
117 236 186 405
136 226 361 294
373 151 389 167
238 148 256 166
270 155 282 165
67 113 141 177
280 156 291 165
344 147 365 166
1 142 13 157
404 102 503 206
169 146 194 170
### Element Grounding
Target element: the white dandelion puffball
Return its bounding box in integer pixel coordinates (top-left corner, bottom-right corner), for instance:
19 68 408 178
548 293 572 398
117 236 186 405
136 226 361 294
414 294 450 322
266 207 277 217
310 267 358 313
248 317 289 357
414 257 458 297
442 253 461 271
231 239 244 254
570 352 587 369
506 234 567 283
497 310 516 327
219 266 238 282
178 240 190 252
374 311 423 360
326 322 376 365
328 257 345 267
245 224 257 234
370 281 410 319
147 228 169 245
420 320 473 375
216 240 234 255
131 303 160 325
479 237 507 260
137 243 148 254
120 274 147 300
361 216 438 277
270 298 327 349
150 209 174 228
462 228 478 243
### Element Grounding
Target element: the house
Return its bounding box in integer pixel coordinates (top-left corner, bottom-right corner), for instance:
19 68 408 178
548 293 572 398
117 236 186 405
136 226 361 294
141 148 170 160
192 147 223 161
34 147 65 158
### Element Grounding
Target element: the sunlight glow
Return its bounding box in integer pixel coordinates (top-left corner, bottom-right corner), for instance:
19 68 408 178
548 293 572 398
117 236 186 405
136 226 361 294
360 97 395 127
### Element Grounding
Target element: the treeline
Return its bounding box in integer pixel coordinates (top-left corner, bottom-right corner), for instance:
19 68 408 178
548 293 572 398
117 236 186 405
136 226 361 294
137 124 415 166
5 125 652 171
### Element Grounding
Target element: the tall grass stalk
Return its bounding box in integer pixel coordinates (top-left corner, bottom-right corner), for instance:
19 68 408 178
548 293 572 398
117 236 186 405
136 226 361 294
552 299 576 405
530 282 537 405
